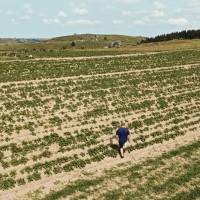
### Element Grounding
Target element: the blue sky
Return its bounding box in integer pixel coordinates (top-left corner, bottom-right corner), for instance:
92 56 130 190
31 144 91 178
0 0 199 38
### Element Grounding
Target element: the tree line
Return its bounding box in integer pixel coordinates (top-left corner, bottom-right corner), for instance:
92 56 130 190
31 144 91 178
141 29 200 43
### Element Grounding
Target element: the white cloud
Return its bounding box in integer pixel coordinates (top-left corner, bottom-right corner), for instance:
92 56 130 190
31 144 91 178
11 18 19 24
20 15 32 20
23 3 32 9
39 13 46 18
189 0 200 6
168 17 188 26
153 1 165 9
42 11 66 25
105 5 115 10
69 2 87 8
152 10 165 17
6 10 14 15
74 8 88 16
65 19 101 26
112 19 123 24
43 18 60 24
26 9 34 15
133 20 146 25
151 1 165 18
114 0 141 4
43 19 49 23
122 10 132 16
174 8 182 13
68 2 75 7
58 11 67 18
51 18 60 24
23 3 34 15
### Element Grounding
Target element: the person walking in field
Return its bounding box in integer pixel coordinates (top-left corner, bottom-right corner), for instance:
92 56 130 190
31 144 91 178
116 122 130 158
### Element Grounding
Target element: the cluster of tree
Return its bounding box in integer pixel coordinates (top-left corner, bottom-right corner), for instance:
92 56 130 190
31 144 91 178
141 29 200 43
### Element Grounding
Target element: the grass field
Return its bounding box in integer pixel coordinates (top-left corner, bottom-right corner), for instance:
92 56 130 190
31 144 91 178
1 35 200 60
0 34 142 48
0 41 200 200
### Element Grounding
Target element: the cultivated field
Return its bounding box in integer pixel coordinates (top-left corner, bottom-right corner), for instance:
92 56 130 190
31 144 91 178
0 48 200 199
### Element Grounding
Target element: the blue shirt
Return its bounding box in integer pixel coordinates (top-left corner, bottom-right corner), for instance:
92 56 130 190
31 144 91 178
116 127 129 142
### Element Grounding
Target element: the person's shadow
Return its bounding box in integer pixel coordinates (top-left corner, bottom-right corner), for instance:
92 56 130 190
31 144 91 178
109 137 120 156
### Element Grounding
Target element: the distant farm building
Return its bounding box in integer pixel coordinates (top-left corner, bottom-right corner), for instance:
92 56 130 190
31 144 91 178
109 41 122 48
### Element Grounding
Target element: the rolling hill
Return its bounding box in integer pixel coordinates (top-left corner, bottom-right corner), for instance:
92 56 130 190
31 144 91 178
47 34 144 48
0 34 144 51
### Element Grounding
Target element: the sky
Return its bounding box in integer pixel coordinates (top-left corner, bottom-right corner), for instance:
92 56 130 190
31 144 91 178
0 0 199 38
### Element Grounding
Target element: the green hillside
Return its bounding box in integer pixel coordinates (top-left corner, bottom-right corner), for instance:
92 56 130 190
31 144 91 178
46 34 144 49
0 34 143 53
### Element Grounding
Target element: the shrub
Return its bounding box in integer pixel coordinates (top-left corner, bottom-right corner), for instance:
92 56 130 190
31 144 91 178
0 178 16 190
71 41 76 47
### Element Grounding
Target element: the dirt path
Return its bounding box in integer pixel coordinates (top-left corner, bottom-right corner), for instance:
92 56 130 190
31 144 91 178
0 62 200 87
1 129 199 200
0 52 162 63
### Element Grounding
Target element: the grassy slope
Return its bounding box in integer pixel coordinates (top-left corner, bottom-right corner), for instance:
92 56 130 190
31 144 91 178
0 33 199 52
39 140 200 200
0 34 143 59
46 34 144 47
0 34 143 51
1 39 200 60
137 39 200 52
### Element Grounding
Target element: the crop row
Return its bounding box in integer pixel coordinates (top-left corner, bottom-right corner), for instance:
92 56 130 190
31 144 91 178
0 98 199 189
0 49 200 82
0 66 199 140
40 140 200 200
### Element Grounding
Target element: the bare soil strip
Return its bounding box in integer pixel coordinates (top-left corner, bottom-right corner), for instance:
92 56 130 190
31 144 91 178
0 52 161 63
0 63 199 86
1 130 199 200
